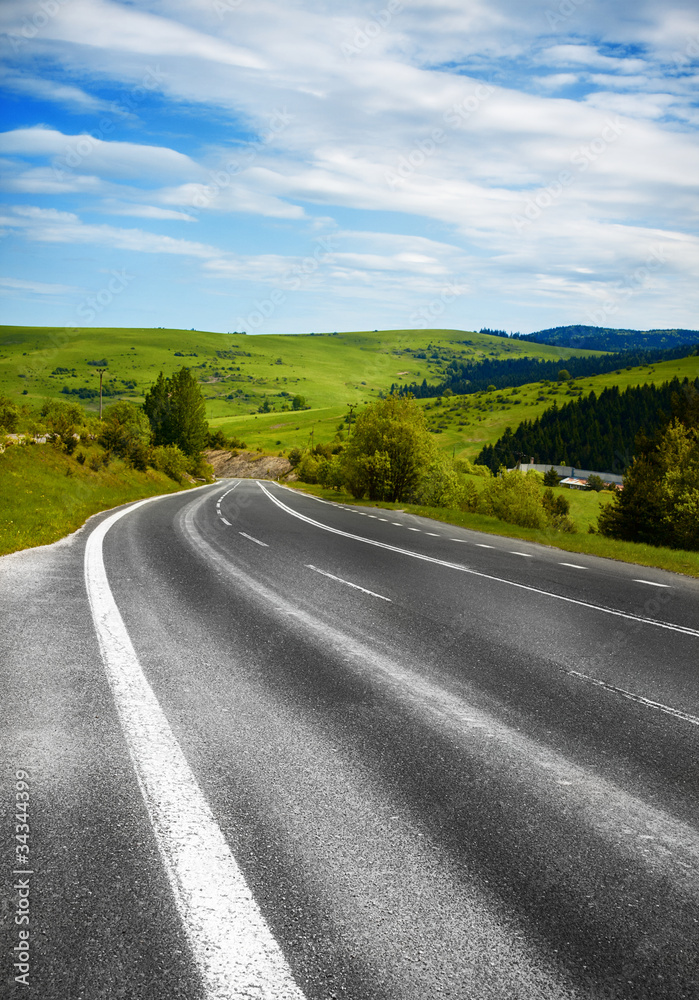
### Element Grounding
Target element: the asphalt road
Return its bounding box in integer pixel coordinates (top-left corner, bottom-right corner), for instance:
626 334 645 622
2 478 698 1000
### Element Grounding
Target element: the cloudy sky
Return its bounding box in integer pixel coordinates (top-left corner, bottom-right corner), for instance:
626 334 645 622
1 0 698 335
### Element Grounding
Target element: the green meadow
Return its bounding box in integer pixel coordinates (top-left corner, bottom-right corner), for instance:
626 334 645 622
0 323 600 417
1 323 696 460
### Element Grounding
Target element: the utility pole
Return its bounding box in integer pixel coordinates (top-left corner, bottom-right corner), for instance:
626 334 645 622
96 368 107 419
346 403 357 440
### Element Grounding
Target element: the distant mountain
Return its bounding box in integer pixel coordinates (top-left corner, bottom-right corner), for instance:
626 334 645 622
515 326 699 353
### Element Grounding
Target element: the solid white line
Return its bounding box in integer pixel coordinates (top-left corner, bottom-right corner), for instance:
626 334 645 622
85 499 306 1000
634 579 671 588
305 564 392 602
257 483 699 639
560 562 587 570
239 531 268 547
567 670 699 727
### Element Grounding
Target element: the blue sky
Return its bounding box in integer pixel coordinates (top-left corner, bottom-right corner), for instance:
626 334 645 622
1 0 698 336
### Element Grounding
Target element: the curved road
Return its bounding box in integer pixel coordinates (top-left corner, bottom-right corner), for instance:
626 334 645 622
2 479 698 999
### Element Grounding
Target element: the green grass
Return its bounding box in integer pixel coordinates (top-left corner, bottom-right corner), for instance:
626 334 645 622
0 442 197 556
418 356 699 462
285 479 699 578
0 323 603 422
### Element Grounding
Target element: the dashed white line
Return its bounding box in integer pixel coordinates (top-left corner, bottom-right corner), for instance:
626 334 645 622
392 522 402 526
634 579 671 588
425 532 439 537
239 531 268 548
85 497 306 1000
476 543 494 549
258 483 699 639
407 527 421 532
560 562 587 570
567 669 699 727
220 517 231 526
510 551 533 558
305 565 392 602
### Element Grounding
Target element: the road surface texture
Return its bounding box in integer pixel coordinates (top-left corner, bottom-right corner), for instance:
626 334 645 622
2 478 698 1000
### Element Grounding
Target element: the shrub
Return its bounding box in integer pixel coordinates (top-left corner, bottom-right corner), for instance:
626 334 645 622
152 444 189 482
587 473 604 492
479 469 547 529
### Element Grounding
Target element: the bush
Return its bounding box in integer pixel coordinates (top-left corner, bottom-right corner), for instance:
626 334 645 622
479 469 547 529
99 401 152 469
297 453 320 483
587 473 604 492
0 396 19 433
152 444 189 482
288 446 302 468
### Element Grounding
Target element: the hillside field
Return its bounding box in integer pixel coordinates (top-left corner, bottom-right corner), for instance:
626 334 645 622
0 324 601 417
1 325 696 462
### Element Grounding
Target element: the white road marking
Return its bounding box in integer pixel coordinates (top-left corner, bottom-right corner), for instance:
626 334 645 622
407 527 421 532
85 497 306 1000
634 579 671 588
560 562 587 570
476 543 494 549
425 532 439 537
305 564 392 602
392 522 402 526
239 531 268 548
451 538 469 543
567 670 699 727
220 517 231 526
258 483 699 639
510 551 533 558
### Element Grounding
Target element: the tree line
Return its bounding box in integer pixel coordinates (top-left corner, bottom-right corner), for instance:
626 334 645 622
390 343 698 399
598 380 699 550
475 377 699 474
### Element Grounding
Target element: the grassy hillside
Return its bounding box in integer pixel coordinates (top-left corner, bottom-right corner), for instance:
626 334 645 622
0 441 197 556
0 325 602 419
210 355 699 461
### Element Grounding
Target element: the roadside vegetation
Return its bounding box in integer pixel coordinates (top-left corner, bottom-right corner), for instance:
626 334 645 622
0 367 214 555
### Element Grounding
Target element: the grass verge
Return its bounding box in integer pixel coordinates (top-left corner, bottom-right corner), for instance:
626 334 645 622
284 481 699 578
0 442 198 556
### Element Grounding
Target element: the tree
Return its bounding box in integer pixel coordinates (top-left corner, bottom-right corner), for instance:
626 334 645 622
598 395 699 550
558 369 571 381
99 401 152 469
341 394 434 502
144 367 208 458
543 466 561 486
0 396 19 433
292 394 306 410
587 474 604 492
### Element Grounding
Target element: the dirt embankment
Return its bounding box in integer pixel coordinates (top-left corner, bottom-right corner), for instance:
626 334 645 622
205 449 294 480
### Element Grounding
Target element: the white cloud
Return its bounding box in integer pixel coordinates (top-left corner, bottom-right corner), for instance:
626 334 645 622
0 128 202 182
0 277 82 294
